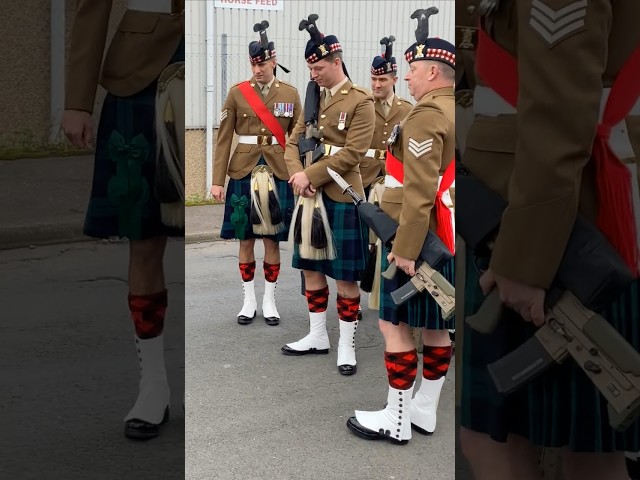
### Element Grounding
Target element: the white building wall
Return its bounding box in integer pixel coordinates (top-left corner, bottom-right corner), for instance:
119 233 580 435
186 0 455 129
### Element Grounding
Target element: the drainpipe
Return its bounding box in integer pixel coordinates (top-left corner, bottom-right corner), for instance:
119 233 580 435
50 0 65 144
205 0 215 198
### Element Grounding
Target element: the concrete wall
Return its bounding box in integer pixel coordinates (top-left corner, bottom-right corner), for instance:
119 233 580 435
0 0 126 147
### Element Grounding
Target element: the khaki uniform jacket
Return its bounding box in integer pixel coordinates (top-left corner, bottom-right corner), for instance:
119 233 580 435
382 86 455 260
360 96 413 188
463 0 640 288
65 0 184 113
213 78 302 184
285 80 375 202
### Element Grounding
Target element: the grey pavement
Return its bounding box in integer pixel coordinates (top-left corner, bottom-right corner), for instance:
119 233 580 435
186 240 455 480
0 239 185 479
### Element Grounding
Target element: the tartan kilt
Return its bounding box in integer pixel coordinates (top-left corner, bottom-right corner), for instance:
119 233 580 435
83 40 185 241
460 247 640 452
292 193 367 282
219 157 294 242
379 250 455 330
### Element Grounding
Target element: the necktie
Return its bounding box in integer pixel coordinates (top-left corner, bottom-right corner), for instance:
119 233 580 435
261 84 269 97
382 100 391 117
324 89 332 107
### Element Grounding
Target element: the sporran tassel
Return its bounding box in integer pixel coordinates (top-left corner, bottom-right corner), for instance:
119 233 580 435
250 179 262 226
267 179 283 225
310 198 328 249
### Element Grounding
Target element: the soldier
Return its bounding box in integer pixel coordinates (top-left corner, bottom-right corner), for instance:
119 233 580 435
360 36 414 310
281 14 374 376
61 1 184 439
458 1 640 479
211 21 301 327
364 36 413 197
346 9 456 444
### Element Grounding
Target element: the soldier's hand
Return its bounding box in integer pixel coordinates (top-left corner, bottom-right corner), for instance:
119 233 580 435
480 268 546 326
388 252 416 276
210 185 225 202
300 185 316 198
289 172 311 196
62 109 94 149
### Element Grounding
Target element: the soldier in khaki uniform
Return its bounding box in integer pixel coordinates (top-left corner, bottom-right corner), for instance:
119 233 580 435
364 37 413 196
211 22 301 327
61 0 184 440
346 9 456 445
458 1 640 479
280 15 374 376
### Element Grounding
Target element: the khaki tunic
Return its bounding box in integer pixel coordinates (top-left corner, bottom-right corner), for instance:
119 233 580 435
463 0 640 288
213 77 302 184
65 1 184 113
382 86 455 260
285 80 375 202
360 96 413 188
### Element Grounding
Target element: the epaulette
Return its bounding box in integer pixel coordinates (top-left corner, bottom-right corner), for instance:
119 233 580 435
396 96 413 107
350 84 371 96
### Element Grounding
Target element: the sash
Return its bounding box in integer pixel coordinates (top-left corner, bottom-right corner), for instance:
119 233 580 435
386 149 456 253
237 81 287 148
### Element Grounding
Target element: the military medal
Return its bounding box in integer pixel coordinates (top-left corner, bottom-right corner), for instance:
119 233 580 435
283 103 289 117
274 103 280 117
288 103 294 117
388 124 401 146
338 112 347 130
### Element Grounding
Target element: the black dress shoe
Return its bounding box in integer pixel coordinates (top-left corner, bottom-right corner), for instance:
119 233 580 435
264 316 280 326
237 311 256 325
281 345 329 356
124 406 169 440
346 416 408 445
338 364 357 375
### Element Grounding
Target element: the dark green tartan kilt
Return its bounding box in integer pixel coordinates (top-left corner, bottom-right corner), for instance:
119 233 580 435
84 40 185 241
379 251 455 330
460 248 640 452
219 158 294 242
292 193 367 282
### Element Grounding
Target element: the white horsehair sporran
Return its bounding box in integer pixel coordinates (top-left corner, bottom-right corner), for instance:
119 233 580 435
250 164 285 235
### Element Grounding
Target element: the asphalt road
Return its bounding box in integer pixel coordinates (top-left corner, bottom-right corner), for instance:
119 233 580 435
0 239 185 480
185 240 455 480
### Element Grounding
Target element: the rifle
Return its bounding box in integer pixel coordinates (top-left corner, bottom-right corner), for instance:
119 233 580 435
327 167 455 319
456 161 640 431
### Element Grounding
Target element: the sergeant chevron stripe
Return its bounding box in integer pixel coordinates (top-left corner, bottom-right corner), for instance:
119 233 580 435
408 138 433 158
220 109 228 122
529 0 587 46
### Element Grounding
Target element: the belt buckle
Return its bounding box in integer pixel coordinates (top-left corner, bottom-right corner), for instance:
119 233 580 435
377 149 387 160
258 135 271 146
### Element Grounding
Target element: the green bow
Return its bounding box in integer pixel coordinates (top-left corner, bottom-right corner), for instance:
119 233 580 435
230 193 249 239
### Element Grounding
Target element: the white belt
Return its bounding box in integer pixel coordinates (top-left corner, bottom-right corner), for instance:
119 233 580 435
364 148 387 159
238 135 277 145
474 85 640 160
323 144 343 155
384 174 455 197
473 85 640 117
128 0 176 13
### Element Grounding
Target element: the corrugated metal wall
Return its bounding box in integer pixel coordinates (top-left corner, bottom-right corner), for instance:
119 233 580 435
186 0 455 129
